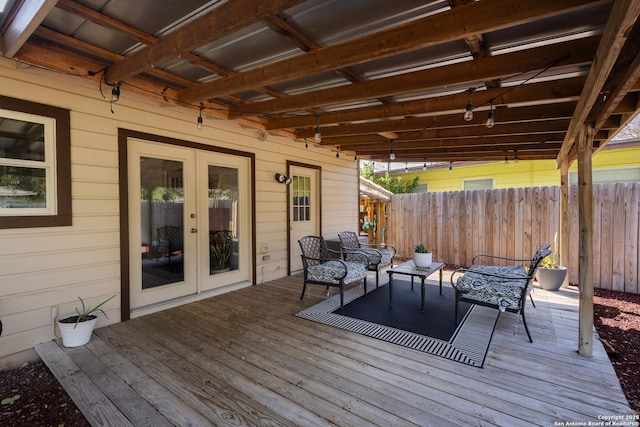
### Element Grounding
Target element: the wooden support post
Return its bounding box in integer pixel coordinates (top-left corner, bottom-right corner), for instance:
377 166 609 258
560 161 570 287
577 124 594 357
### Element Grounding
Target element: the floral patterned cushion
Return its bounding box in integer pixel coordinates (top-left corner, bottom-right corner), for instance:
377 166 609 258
345 248 392 269
468 265 529 283
456 266 530 311
307 260 367 285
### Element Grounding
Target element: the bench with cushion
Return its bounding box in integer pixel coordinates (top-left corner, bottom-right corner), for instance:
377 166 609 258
450 244 551 342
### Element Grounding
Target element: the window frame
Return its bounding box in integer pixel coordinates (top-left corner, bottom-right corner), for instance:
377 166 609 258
0 96 71 228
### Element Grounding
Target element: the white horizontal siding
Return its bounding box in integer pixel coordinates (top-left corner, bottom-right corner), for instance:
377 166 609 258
0 58 359 360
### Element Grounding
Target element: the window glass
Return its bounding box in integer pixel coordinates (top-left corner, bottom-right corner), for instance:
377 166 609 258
463 178 494 191
0 97 69 227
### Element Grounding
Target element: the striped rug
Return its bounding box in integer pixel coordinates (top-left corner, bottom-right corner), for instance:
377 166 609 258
295 280 499 367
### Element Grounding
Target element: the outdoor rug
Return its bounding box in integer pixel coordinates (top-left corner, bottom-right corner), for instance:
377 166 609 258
295 280 499 367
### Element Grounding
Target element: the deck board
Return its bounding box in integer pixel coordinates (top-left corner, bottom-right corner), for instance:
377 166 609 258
36 273 633 426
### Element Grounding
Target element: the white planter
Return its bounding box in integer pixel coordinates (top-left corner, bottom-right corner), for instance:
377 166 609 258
536 266 567 291
413 252 432 268
57 315 97 347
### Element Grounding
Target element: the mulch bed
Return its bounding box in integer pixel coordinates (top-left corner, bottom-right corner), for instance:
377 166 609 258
594 287 640 413
1 286 638 425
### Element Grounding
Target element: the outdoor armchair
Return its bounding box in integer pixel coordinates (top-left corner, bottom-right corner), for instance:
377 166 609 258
298 235 369 308
450 244 551 342
338 231 396 288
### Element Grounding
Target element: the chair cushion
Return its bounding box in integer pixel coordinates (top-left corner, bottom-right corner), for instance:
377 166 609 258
456 267 529 311
468 265 529 282
459 285 524 311
307 261 367 285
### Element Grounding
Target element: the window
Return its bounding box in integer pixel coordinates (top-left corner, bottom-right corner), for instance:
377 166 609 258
415 182 429 193
0 96 71 228
292 175 311 222
463 178 494 191
569 167 640 185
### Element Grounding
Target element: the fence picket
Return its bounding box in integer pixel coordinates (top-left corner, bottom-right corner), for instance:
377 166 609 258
389 183 640 294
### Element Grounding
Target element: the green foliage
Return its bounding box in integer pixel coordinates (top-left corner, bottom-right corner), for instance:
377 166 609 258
1 395 20 405
360 164 419 194
414 244 431 253
541 232 560 269
73 295 116 328
210 238 232 270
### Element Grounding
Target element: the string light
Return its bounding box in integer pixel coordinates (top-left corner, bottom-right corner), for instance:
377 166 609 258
304 138 308 149
449 161 453 173
504 152 509 164
389 140 395 160
514 150 519 163
336 146 339 158
110 84 121 102
405 162 408 173
463 88 474 122
197 105 204 129
486 100 495 128
314 115 321 143
422 160 427 171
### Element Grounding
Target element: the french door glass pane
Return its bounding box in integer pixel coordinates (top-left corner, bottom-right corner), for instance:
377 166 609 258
140 157 184 289
208 165 239 275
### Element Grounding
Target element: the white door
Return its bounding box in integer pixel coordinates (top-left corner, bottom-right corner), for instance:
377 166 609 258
128 139 251 312
289 165 320 272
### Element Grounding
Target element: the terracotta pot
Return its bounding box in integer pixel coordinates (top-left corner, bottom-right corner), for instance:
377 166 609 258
536 266 567 291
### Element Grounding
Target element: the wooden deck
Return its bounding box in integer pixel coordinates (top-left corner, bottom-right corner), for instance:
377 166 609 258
36 272 633 426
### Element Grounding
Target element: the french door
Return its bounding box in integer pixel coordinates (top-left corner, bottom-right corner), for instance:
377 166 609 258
128 139 251 312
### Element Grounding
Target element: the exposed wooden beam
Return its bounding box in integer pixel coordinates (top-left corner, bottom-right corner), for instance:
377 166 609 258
230 36 599 115
577 124 595 357
182 0 603 102
104 0 305 85
335 134 565 151
297 103 576 139
267 77 586 130
2 0 58 58
556 0 640 166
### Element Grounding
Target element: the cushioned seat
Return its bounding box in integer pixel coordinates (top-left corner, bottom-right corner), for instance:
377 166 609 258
338 231 396 288
450 244 550 342
298 235 368 308
307 260 368 285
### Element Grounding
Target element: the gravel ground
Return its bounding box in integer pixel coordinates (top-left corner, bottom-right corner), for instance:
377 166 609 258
1 288 638 425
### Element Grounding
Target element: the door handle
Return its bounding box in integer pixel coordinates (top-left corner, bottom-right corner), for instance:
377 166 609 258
190 228 197 233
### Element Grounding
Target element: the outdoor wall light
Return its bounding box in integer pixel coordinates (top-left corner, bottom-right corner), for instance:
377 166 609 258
275 173 292 184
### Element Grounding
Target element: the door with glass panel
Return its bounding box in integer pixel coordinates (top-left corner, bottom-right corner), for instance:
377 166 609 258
128 140 250 312
289 165 319 272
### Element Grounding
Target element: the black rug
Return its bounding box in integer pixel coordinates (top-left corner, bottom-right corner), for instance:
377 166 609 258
295 279 499 367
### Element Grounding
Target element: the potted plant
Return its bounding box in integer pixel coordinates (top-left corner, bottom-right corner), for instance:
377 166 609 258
413 244 432 268
57 295 115 347
210 237 232 273
536 232 567 291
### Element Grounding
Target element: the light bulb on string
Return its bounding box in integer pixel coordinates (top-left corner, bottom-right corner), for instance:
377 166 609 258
405 162 408 173
389 140 395 160
486 100 495 128
463 88 474 122
314 115 321 143
197 105 204 130
449 162 453 173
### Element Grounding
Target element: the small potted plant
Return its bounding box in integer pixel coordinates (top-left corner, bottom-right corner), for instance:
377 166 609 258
536 233 567 291
210 237 232 273
413 243 432 268
57 295 115 347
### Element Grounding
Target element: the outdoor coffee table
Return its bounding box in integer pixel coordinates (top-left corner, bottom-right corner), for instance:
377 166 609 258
387 260 446 312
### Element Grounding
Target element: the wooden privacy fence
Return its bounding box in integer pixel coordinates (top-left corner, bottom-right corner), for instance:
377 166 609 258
387 183 640 294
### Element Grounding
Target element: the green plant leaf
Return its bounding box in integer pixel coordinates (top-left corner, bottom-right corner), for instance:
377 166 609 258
2 394 21 405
